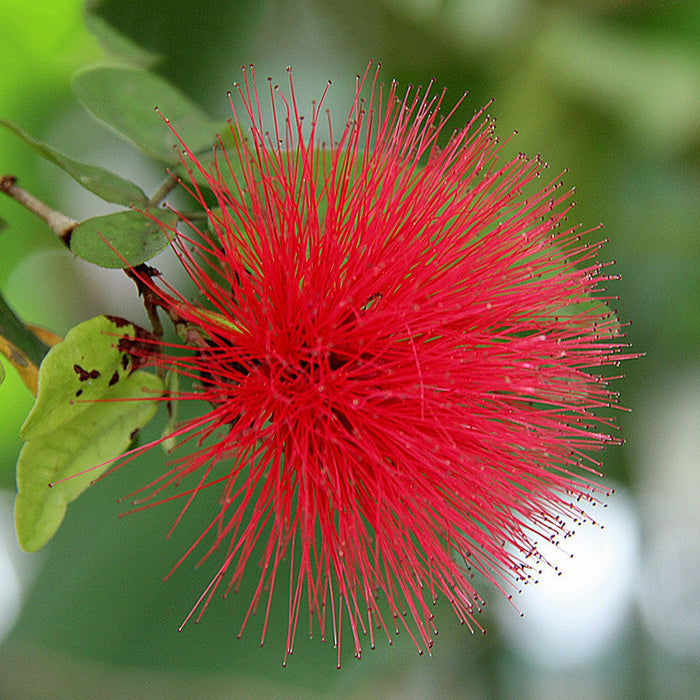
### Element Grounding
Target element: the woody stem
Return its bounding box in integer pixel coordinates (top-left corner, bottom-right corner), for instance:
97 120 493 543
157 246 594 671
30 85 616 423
0 175 76 245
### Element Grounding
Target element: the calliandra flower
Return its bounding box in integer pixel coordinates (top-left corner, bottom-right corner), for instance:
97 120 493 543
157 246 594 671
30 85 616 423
120 66 630 667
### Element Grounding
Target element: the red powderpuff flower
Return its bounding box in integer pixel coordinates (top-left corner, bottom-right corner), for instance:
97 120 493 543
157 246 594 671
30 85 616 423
121 67 628 666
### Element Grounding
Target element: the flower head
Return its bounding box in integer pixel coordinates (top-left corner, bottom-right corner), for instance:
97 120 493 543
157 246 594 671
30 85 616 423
125 67 628 666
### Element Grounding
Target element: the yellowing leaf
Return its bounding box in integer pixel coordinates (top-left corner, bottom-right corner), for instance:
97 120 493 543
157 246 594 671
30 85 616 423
26 323 63 349
0 334 40 395
15 315 164 552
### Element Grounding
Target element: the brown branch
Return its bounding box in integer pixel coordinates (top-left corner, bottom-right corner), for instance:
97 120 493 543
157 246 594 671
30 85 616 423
0 175 77 244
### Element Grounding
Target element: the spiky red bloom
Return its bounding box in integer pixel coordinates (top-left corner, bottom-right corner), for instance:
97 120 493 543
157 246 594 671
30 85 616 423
125 68 628 665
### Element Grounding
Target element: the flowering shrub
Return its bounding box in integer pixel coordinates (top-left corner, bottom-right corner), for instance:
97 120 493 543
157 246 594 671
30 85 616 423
2 66 632 666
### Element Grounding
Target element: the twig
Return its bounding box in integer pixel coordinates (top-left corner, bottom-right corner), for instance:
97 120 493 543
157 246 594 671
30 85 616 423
148 172 180 208
0 175 77 245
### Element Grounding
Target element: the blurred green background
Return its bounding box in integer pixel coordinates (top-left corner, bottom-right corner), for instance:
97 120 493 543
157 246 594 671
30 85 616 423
0 0 698 697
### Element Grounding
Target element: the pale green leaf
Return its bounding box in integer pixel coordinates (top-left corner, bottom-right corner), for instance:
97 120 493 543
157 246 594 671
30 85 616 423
69 208 175 268
71 66 227 163
0 117 148 206
16 316 164 552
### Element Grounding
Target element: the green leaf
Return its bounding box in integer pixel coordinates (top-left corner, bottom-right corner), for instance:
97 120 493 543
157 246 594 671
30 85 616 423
16 315 164 552
71 66 228 163
0 117 148 207
0 359 5 386
70 208 176 268
160 371 179 454
83 0 159 65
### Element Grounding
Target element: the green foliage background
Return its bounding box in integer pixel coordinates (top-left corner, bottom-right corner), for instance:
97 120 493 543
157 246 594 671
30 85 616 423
0 0 698 697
